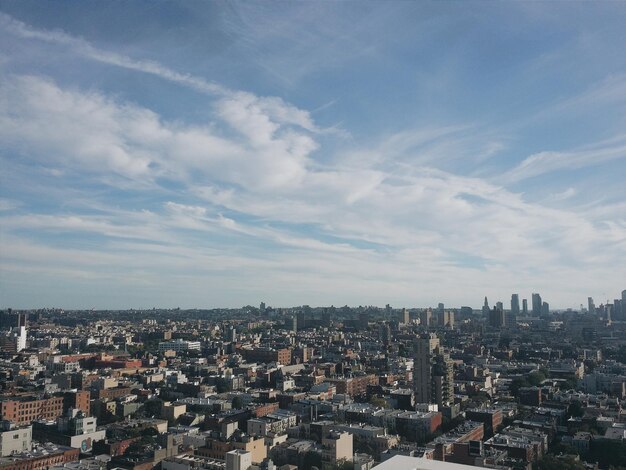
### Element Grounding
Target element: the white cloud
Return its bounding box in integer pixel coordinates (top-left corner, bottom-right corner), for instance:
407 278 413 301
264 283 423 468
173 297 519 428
0 198 20 211
1 12 625 308
0 75 318 190
0 12 225 96
548 187 576 202
502 137 626 183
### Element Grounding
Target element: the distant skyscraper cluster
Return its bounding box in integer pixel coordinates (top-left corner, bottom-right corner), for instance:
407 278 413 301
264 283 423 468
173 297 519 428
586 289 626 322
480 291 558 331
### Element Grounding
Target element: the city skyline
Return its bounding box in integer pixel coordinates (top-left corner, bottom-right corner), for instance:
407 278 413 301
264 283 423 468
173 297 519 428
1 2 626 309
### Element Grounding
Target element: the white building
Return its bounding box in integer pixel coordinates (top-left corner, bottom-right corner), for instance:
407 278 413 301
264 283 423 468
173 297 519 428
159 339 201 353
225 450 251 470
0 424 32 456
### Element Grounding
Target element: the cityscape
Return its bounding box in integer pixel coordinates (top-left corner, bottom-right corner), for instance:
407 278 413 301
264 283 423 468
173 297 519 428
1 290 626 470
2 2 626 470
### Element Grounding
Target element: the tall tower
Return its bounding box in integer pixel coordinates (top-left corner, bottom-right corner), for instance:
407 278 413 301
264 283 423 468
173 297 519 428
531 293 542 316
401 308 410 325
588 297 595 314
511 294 520 316
482 297 490 317
522 299 528 316
413 333 453 407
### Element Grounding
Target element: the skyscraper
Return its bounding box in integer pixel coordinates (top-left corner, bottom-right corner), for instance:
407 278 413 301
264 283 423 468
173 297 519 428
359 311 369 331
588 297 595 314
511 294 520 316
489 306 506 329
532 293 542 316
482 297 490 317
401 308 410 325
437 310 454 329
522 299 528 316
541 301 550 316
413 333 454 407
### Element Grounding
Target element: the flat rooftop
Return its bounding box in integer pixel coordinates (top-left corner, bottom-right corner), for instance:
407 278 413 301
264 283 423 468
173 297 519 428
373 456 483 470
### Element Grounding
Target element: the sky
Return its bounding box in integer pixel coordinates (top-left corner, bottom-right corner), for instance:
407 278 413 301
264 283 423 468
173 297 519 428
1 1 625 310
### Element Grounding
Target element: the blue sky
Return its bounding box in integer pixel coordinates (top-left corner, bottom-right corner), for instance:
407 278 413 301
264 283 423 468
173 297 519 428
1 1 625 309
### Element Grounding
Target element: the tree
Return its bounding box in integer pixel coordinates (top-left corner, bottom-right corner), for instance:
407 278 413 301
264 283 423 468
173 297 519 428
369 395 386 408
587 439 626 469
527 370 546 386
568 401 584 418
231 396 243 409
331 460 354 470
141 427 158 437
537 455 585 470
510 377 528 396
141 398 163 418
301 451 322 470
549 442 578 456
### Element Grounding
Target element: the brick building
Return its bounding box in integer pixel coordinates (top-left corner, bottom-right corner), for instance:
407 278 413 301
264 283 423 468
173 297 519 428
0 445 79 470
241 348 292 365
327 375 378 397
0 391 90 425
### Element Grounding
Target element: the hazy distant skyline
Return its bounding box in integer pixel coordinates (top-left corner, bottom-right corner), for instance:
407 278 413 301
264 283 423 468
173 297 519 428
1 2 625 309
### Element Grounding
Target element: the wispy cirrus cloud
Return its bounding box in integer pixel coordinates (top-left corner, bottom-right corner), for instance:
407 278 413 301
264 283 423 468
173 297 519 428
502 136 626 183
1 7 625 309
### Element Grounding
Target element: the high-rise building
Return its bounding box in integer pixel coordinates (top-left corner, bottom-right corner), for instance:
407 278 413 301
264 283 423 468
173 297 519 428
0 311 27 330
419 309 433 328
604 304 613 323
612 300 619 319
496 301 503 311
489 306 506 329
522 299 528 316
511 294 520 316
413 333 454 407
358 312 369 331
588 297 595 314
482 297 490 317
531 293 542 316
437 310 454 329
401 308 410 325
296 311 307 330
0 327 27 353
287 316 297 333
437 303 444 314
459 306 473 318
541 301 550 316
226 325 237 342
